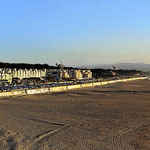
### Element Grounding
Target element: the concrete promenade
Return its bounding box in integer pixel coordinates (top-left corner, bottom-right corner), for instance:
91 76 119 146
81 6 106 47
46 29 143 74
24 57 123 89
0 77 148 97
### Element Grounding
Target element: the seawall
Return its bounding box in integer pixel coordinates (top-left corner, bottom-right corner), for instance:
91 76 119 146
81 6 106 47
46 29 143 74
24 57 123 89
0 77 148 97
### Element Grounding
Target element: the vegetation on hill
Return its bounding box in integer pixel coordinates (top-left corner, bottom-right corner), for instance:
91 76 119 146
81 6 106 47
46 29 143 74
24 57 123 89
0 62 75 70
91 68 144 78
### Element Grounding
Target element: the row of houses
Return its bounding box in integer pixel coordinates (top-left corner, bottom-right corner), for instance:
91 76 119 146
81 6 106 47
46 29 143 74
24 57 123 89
0 68 46 83
0 67 92 84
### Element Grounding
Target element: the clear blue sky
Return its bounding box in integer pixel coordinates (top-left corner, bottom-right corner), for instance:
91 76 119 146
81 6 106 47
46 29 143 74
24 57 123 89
0 0 150 66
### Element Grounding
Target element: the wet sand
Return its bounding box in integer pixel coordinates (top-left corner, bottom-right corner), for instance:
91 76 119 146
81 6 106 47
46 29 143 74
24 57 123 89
0 80 150 150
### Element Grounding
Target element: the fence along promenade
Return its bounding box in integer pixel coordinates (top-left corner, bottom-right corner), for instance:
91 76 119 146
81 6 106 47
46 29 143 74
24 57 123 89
0 77 148 97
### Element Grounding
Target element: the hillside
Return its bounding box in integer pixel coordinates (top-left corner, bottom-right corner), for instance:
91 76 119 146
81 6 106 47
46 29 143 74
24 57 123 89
0 62 75 70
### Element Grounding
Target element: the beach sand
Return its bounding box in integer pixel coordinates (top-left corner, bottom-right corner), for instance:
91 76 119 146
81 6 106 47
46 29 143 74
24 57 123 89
0 80 150 150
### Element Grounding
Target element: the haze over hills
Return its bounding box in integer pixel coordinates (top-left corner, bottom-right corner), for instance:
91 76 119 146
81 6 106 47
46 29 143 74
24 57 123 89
80 63 150 71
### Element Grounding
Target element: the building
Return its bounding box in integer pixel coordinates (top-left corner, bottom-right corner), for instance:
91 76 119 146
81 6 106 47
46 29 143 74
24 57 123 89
0 68 12 83
0 68 46 84
46 69 70 80
62 70 70 79
46 69 62 80
47 69 92 80
68 69 83 79
12 69 46 80
81 70 92 79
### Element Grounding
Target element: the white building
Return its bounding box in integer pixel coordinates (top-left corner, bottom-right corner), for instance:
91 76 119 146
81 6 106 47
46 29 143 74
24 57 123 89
0 68 46 83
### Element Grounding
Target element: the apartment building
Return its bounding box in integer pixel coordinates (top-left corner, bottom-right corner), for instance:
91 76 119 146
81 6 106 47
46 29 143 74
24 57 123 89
0 68 46 83
68 69 83 79
46 69 70 80
12 69 46 79
47 69 92 80
81 70 93 79
0 68 12 83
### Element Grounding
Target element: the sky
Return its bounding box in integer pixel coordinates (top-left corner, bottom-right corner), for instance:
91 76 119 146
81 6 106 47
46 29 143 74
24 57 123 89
0 0 150 66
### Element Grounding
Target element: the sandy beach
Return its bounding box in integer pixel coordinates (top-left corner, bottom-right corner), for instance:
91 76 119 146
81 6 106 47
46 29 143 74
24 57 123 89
0 80 150 150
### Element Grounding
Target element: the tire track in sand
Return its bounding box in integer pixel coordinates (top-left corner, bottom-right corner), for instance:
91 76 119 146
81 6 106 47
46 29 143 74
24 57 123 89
0 122 71 150
23 124 71 150
112 122 149 150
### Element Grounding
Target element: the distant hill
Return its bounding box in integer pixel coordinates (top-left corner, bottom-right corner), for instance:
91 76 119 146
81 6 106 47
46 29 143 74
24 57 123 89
80 63 150 71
